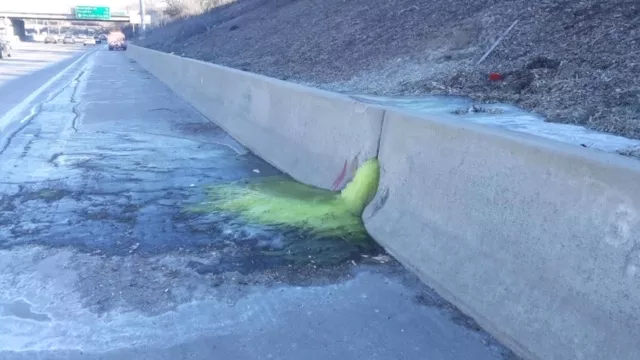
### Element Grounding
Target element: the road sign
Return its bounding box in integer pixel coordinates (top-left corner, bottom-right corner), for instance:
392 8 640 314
75 6 111 20
129 14 151 24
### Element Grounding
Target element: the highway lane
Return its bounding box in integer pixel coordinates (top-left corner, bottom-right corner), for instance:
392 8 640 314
0 46 518 359
0 42 93 138
0 42 87 86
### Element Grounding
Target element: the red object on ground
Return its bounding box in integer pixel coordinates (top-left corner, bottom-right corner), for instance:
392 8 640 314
488 72 504 81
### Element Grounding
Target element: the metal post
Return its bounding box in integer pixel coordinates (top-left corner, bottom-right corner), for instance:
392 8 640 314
138 0 146 34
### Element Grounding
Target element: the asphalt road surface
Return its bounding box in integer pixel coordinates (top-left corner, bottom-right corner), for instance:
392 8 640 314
0 44 518 359
0 42 89 136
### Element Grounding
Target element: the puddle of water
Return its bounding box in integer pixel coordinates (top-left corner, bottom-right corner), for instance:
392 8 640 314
0 299 51 322
355 94 640 154
20 189 72 203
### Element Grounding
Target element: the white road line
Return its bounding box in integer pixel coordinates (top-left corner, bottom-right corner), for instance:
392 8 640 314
0 49 95 129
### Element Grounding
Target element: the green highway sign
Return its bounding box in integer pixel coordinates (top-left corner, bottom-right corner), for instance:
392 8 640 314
75 6 111 20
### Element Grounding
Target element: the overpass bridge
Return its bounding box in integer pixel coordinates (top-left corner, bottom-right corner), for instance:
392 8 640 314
0 9 130 22
0 3 131 22
0 3 147 41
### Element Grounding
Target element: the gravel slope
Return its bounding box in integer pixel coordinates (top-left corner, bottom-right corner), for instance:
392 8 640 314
141 0 640 139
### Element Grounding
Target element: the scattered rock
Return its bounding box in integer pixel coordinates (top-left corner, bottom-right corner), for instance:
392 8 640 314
617 146 640 160
525 56 561 70
505 69 535 94
129 243 140 253
452 105 504 115
371 254 391 263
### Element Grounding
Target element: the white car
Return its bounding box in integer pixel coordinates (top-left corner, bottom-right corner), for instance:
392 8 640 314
0 40 11 59
83 38 96 46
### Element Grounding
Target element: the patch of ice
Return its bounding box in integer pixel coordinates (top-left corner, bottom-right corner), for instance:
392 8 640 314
355 94 640 154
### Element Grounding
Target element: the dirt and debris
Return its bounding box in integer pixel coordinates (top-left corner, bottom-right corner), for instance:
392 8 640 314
141 0 640 139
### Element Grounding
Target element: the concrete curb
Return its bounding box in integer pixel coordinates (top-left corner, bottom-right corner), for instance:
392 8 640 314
127 45 384 190
364 108 640 360
127 44 640 360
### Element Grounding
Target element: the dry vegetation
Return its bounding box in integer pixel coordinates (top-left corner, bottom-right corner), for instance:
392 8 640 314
163 0 237 18
141 0 640 139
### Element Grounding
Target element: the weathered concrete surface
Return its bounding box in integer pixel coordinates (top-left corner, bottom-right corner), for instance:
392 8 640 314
127 45 384 190
0 45 517 359
364 109 640 360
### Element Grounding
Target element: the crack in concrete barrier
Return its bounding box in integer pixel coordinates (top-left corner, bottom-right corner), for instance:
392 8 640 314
375 109 386 158
367 187 389 219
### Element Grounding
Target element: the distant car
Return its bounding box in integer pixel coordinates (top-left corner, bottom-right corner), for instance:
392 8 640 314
83 37 96 46
63 36 75 44
108 39 127 51
94 36 101 44
44 35 58 44
0 40 11 59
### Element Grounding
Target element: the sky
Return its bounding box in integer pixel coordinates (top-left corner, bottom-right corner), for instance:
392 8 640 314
2 0 149 12
24 0 132 7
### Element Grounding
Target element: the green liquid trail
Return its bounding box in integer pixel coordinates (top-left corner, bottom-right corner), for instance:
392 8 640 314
195 159 380 240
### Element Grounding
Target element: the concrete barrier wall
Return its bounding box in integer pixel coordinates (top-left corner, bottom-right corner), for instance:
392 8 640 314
363 109 640 360
129 45 640 359
128 45 384 189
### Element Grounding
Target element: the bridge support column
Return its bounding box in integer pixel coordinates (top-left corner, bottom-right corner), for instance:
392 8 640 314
10 18 25 41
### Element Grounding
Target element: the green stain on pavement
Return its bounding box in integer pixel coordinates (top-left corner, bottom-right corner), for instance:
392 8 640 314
194 159 380 240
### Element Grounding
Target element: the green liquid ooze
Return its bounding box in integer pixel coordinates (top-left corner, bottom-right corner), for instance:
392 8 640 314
195 159 380 241
191 159 381 265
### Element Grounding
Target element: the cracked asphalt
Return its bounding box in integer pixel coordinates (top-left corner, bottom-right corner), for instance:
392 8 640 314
0 44 518 359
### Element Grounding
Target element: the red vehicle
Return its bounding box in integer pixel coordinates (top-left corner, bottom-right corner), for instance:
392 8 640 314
107 31 127 51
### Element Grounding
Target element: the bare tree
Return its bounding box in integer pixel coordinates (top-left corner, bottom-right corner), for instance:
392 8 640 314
163 0 234 19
